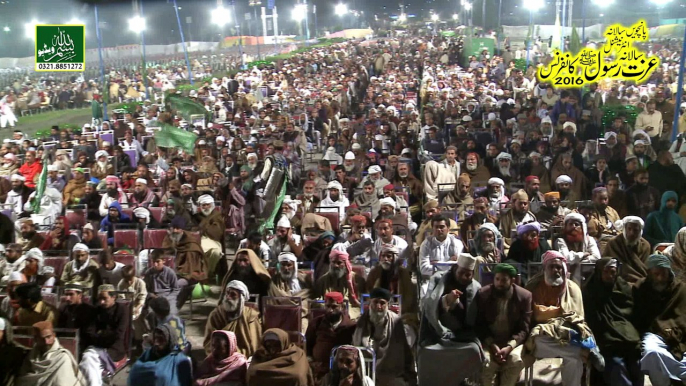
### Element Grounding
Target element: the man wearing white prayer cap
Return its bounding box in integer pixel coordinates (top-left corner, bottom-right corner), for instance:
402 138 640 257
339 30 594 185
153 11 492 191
319 180 350 222
0 271 26 320
6 174 30 215
420 250 482 385
358 164 391 196
62 243 99 288
204 279 263 356
194 194 225 278
554 174 576 208
130 176 159 207
269 252 312 298
603 215 651 284
268 215 303 263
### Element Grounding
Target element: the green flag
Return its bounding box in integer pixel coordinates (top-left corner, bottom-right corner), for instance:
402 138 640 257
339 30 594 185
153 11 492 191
154 124 198 154
258 175 288 234
31 155 48 214
165 93 211 122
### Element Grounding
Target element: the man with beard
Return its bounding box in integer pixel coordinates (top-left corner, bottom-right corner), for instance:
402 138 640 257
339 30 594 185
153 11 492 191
625 169 660 220
419 253 482 385
392 161 423 219
499 190 536 254
0 244 24 282
603 216 651 284
298 180 322 214
163 218 209 310
649 150 686 197
62 167 87 206
366 244 418 324
14 283 58 327
322 345 374 386
315 249 365 318
354 180 381 219
343 151 362 182
587 187 621 243
461 152 491 182
99 201 131 245
268 215 304 263
319 181 350 223
632 139 652 169
634 254 686 385
99 176 128 217
220 248 271 300
91 150 114 181
267 252 313 326
17 219 45 251
204 280 263 357
61 243 100 289
482 177 508 214
443 173 474 220
554 174 578 209
506 222 551 265
6 174 32 216
353 287 417 386
471 223 503 281
484 143 501 174
193 194 225 277
78 284 130 386
40 215 80 251
582 258 644 386
554 213 601 268
535 191 570 231
306 292 357 382
238 231 272 266
130 177 159 208
46 164 65 191
419 215 464 277
56 283 96 354
524 176 545 213
376 197 415 233
358 165 391 197
475 264 532 386
492 152 517 184
524 251 600 386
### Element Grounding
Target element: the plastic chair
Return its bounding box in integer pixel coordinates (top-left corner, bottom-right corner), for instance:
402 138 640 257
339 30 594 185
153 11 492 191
148 207 164 224
143 228 168 249
288 331 306 350
314 207 341 235
351 264 368 280
261 296 303 332
113 229 140 251
65 207 87 229
97 232 108 247
44 257 69 281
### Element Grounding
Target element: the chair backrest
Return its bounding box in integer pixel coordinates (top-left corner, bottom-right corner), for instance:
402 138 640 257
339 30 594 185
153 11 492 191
44 257 69 280
42 292 59 308
148 207 164 224
245 293 260 311
143 228 168 249
261 296 303 332
113 253 137 273
97 232 108 247
12 327 81 358
114 229 140 251
351 264 368 280
65 208 87 229
120 207 134 220
287 331 306 350
314 208 340 235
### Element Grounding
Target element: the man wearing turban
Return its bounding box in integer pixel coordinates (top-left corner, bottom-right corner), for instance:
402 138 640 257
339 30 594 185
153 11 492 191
553 213 601 265
505 222 552 266
61 243 99 289
475 264 532 386
499 189 537 255
602 216 650 284
315 249 365 319
193 194 226 279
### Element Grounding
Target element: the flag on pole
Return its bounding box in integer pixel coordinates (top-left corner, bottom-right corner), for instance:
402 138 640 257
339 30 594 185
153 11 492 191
551 13 561 50
258 175 288 234
154 124 198 154
31 155 48 214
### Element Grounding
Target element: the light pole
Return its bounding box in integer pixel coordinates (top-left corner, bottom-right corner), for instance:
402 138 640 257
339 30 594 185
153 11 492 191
128 11 147 90
292 3 309 43
581 0 613 45
173 0 193 83
523 0 544 68
94 6 107 121
250 0 262 59
336 3 348 30
431 13 439 36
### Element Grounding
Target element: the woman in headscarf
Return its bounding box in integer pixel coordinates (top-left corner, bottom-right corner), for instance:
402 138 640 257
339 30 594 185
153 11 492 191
644 191 684 247
582 258 643 386
247 328 314 386
0 317 27 386
662 226 686 282
127 324 192 386
195 330 248 386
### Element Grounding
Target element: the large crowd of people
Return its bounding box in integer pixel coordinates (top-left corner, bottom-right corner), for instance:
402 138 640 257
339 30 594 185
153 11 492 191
0 31 686 386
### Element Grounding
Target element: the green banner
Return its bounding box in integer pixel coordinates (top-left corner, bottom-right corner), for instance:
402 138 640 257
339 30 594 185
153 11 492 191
154 124 197 154
258 175 288 234
31 155 48 214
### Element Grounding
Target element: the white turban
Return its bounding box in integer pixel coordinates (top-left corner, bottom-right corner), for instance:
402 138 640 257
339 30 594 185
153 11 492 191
457 253 477 270
10 174 25 182
284 198 301 212
276 215 291 228
226 280 249 299
198 195 214 205
344 151 355 160
133 207 150 223
555 175 573 184
95 150 109 160
247 153 258 160
368 165 382 174
72 243 89 252
135 178 148 185
379 197 396 209
327 180 343 191
47 165 58 172
623 216 644 229
487 177 504 186
604 131 618 140
496 152 512 161
278 252 298 262
541 116 552 124
8 271 24 282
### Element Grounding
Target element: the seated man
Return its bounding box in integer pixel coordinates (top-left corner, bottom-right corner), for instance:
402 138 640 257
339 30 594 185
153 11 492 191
321 345 374 386
353 288 417 386
247 328 314 386
81 223 103 250
79 284 130 386
127 324 192 386
635 254 686 386
315 249 365 318
14 283 58 327
238 231 272 265
61 243 100 289
0 243 24 280
17 219 45 251
0 271 25 321
443 173 474 220
553 213 601 265
583 258 644 386
15 321 84 385
99 201 132 245
506 222 551 266
366 244 418 322
193 195 226 277
195 331 248 385
415 200 459 248
305 292 357 382
476 264 532 386
163 217 209 310
471 223 503 282
268 215 304 265
318 180 350 223
525 251 600 386
587 187 621 242
377 197 416 233
129 178 159 208
603 216 650 284
143 249 180 315
419 254 482 384
97 251 125 285
220 248 271 300
643 190 683 247
534 191 570 231
56 283 96 354
499 190 537 255
419 215 464 277
145 296 190 354
203 280 262 357
268 252 313 298
370 219 409 264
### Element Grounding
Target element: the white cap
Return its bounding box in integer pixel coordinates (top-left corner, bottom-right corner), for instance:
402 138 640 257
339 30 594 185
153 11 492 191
556 175 573 184
379 197 396 208
457 253 477 270
47 165 58 172
344 151 355 160
368 165 382 174
135 178 148 185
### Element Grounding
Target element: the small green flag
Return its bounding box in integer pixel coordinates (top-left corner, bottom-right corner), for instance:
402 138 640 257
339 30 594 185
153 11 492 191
258 175 288 234
31 155 48 214
154 124 198 154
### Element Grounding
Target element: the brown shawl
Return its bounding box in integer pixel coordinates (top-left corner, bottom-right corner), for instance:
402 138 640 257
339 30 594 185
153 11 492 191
203 305 263 357
163 231 209 281
219 248 271 301
247 328 315 386
603 235 649 284
195 210 226 243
